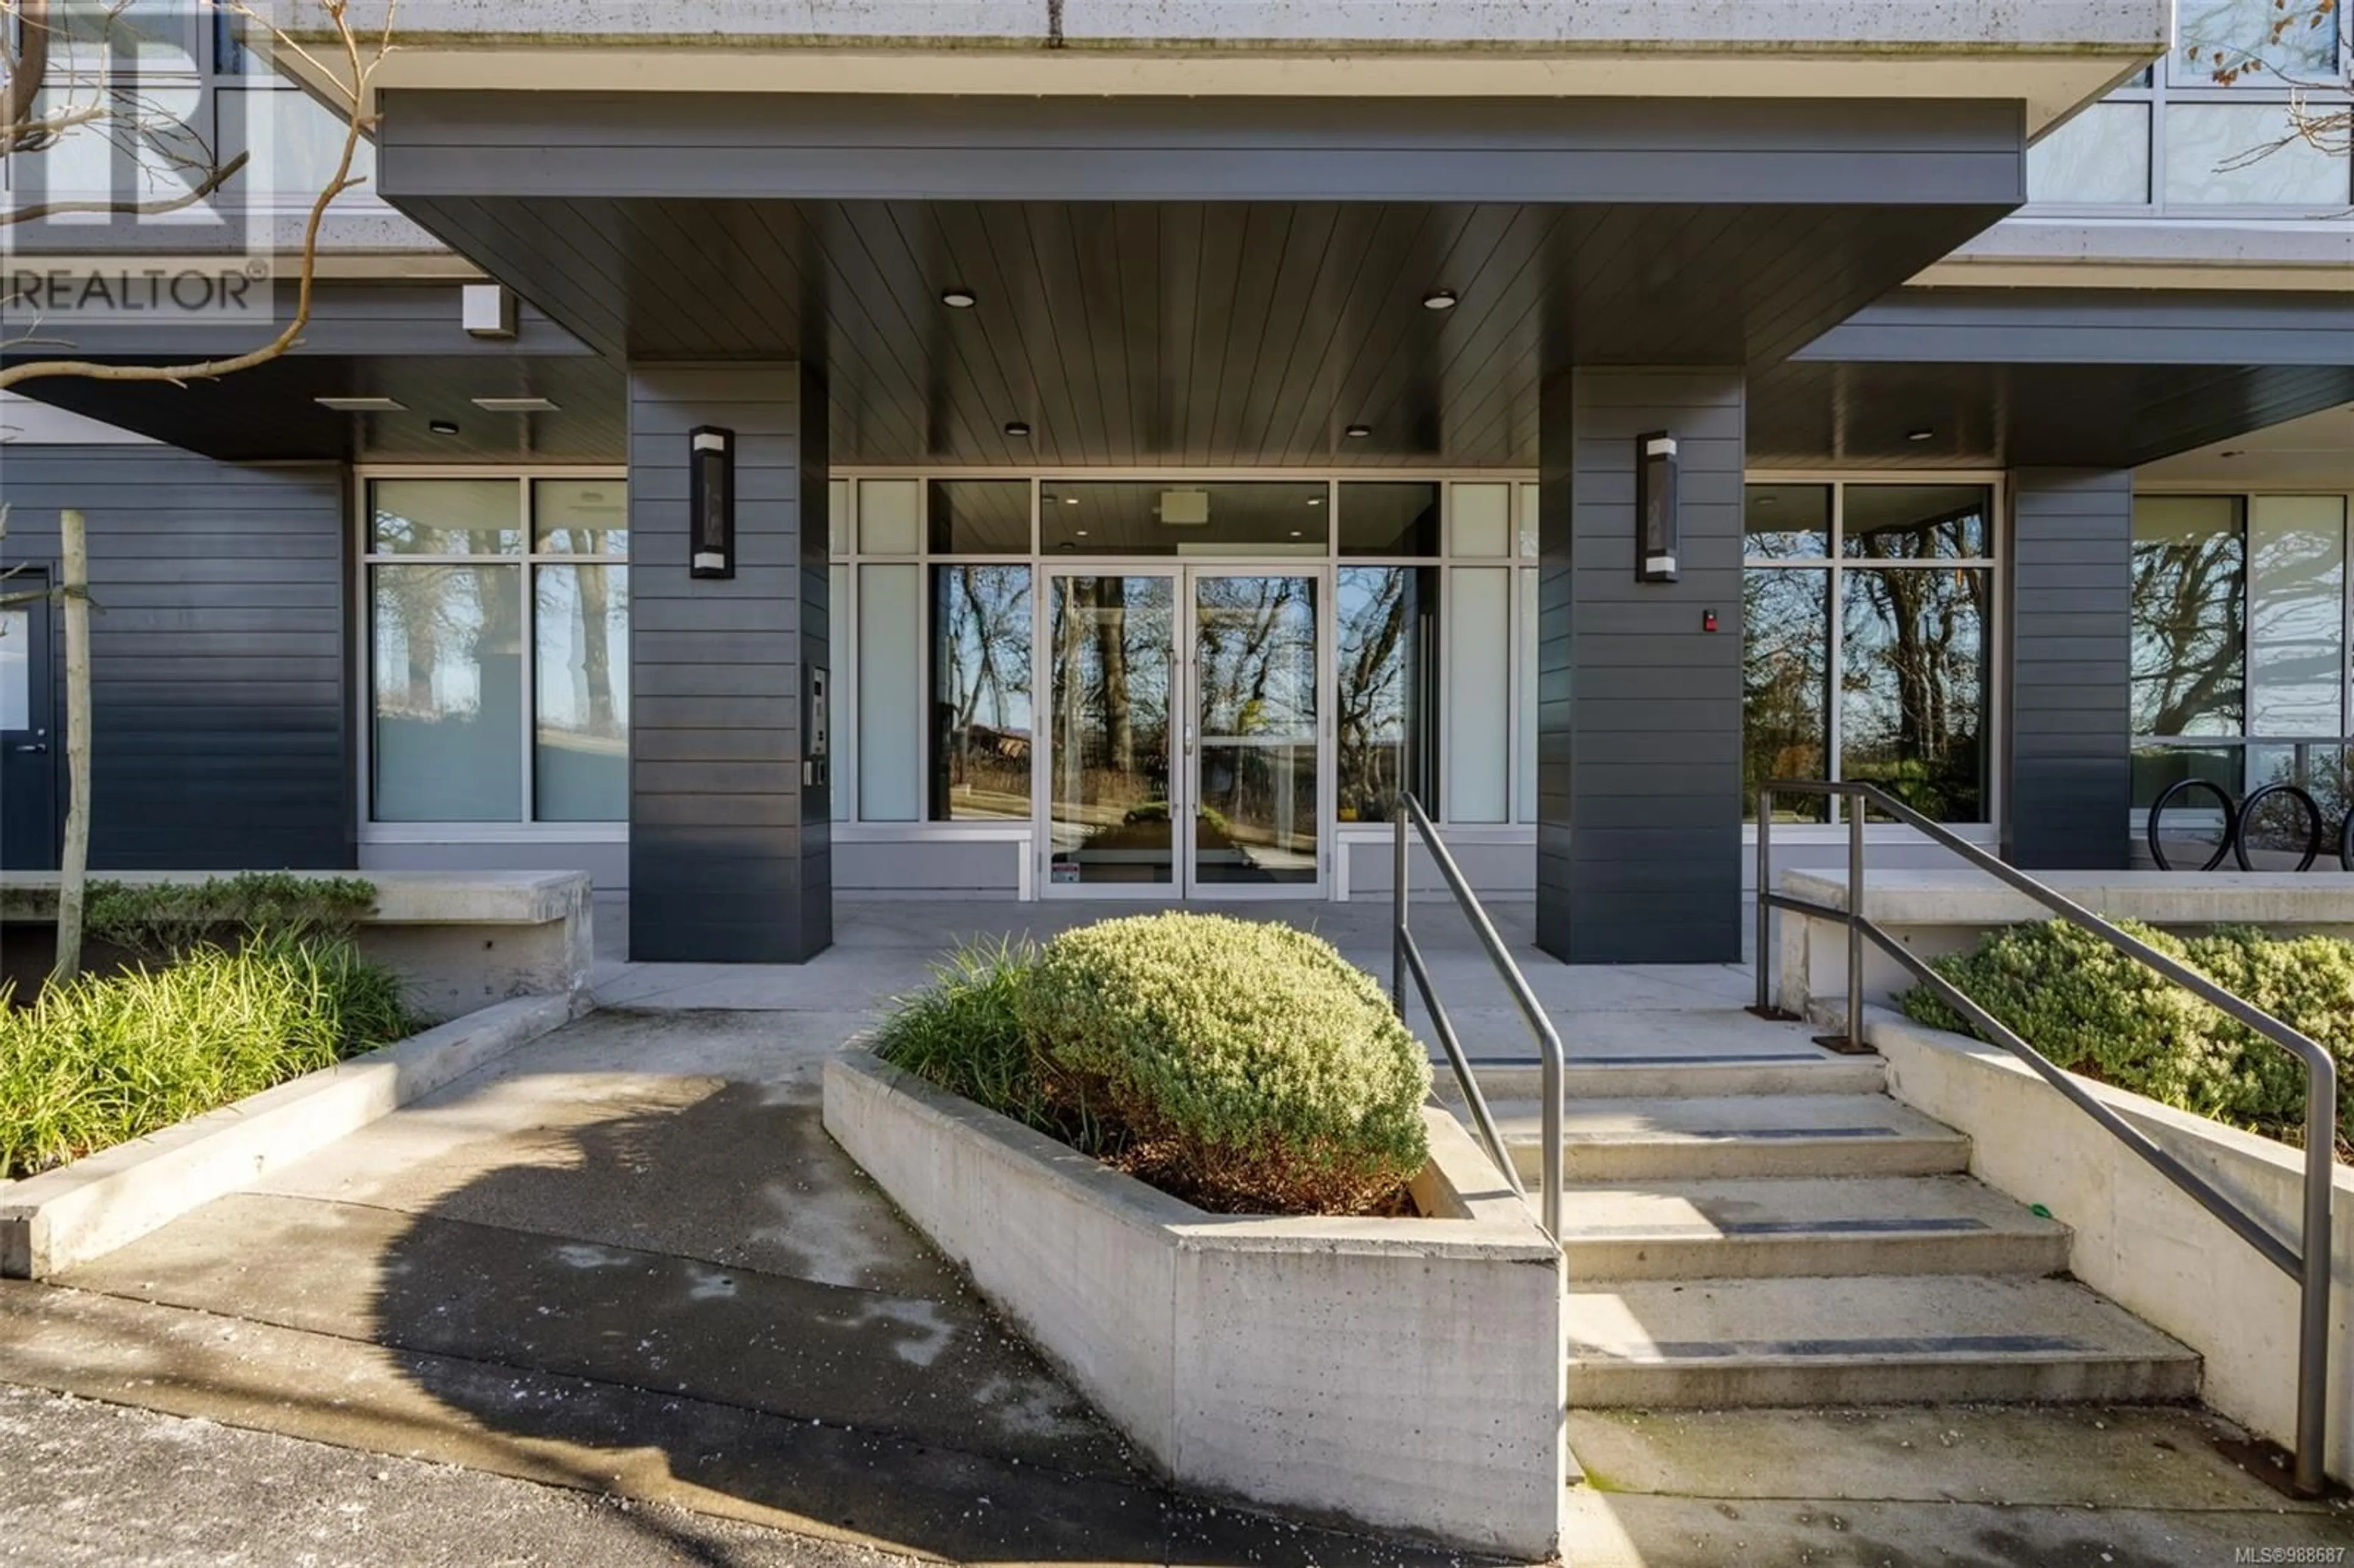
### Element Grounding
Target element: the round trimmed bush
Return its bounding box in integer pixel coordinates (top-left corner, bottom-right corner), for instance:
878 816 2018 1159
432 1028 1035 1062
1019 911 1433 1214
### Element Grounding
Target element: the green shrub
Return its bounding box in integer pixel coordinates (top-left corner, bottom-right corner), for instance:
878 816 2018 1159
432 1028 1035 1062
1900 919 2353 1153
87 872 379 962
0 933 413 1179
872 937 1072 1138
1019 912 1432 1214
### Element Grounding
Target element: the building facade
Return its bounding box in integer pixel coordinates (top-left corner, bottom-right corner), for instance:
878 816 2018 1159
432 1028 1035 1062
4 1 2351 962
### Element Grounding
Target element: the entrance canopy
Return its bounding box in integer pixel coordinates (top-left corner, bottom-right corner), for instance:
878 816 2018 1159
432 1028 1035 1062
378 91 2028 466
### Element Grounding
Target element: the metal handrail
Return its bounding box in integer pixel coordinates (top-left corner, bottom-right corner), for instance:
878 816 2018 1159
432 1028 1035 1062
1393 792 1564 1241
1757 777 2339 1499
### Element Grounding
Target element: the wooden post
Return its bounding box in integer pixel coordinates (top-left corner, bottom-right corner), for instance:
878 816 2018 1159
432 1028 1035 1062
50 508 90 984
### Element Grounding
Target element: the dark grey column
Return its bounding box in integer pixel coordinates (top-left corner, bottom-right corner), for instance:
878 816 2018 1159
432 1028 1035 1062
627 362 831 962
2005 468 2133 870
1536 368 1746 965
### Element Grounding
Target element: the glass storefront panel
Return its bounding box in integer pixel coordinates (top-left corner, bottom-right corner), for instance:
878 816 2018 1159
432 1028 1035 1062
533 564 629 822
1744 484 1832 560
930 565 1034 821
1338 482 1438 557
1446 568 1511 823
2132 496 2246 737
1843 485 1992 561
858 478 921 554
1047 575 1176 886
1336 566 1436 823
1040 481 1327 555
1448 483 1512 557
858 563 922 821
2173 0 2341 83
371 562 524 821
928 479 1031 554
2164 103 2351 205
1839 567 1990 822
1193 575 1319 886
533 479 629 555
2247 495 2347 737
1743 568 1832 822
371 478 522 555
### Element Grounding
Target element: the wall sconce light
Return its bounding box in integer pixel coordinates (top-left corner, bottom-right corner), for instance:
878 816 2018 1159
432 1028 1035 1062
1636 431 1678 584
690 425 735 580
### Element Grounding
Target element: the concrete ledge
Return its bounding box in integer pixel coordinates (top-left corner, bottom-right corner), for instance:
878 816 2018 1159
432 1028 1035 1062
821 1049 1566 1559
1 993 572 1279
1868 1008 2354 1483
0 870 595 1022
1777 868 2354 1026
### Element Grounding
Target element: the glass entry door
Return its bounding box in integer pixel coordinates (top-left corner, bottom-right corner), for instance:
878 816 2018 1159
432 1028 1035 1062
1043 568 1325 897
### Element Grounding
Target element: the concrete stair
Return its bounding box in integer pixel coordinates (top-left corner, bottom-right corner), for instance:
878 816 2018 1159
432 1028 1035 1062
1440 1015 2202 1411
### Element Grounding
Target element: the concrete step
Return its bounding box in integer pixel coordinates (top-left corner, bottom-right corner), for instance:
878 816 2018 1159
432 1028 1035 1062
1438 1054 1885 1103
1496 1095 1971 1182
1555 1175 2072 1280
1564 1274 2202 1408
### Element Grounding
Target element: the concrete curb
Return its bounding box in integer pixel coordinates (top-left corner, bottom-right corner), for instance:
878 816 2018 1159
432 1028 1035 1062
821 1048 1567 1559
1 992 574 1279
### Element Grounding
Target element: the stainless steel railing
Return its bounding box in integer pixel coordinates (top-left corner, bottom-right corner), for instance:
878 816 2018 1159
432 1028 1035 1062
1393 792 1563 1241
1758 777 2339 1499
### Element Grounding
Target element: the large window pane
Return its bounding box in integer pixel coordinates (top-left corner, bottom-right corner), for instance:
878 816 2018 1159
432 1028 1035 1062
1336 566 1436 823
2165 104 2350 205
931 565 1034 821
2133 495 2246 736
1745 484 1832 560
533 565 628 821
1338 482 1437 557
1041 481 1327 555
2249 495 2347 736
371 479 522 555
1447 568 1511 823
533 479 628 556
1843 485 1992 560
828 478 850 556
371 563 523 821
2027 101 2152 204
858 563 922 821
1840 568 1990 822
928 480 1030 554
2173 0 2341 83
1743 569 1832 821
1047 576 1176 886
1517 566 1538 822
829 563 850 822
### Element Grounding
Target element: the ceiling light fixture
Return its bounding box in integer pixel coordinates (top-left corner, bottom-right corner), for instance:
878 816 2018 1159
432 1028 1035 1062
940 287 977 308
1906 427 1935 443
471 396 559 413
1344 424 1373 440
1004 419 1032 437
313 395 405 413
1422 289 1458 311
1064 495 1080 506
1306 497 1324 506
1075 528 1089 537
428 419 461 436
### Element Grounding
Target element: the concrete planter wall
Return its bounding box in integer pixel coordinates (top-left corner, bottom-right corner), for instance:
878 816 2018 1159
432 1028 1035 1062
1868 1010 2354 1483
821 1049 1567 1559
0 870 594 1021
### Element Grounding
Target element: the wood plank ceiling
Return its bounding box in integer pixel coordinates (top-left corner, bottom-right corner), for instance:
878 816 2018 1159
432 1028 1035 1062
397 195 2006 468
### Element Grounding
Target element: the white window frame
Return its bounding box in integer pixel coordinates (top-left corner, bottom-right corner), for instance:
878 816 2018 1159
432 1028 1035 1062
353 463 629 844
1741 470 2009 844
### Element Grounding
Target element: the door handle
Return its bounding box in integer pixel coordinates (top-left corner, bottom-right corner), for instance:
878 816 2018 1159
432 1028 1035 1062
10 742 46 753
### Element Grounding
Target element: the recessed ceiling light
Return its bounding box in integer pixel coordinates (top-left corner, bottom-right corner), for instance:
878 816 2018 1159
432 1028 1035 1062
940 287 977 308
1344 424 1373 440
1422 289 1458 311
1306 497 1324 506
1289 529 1303 538
1003 419 1031 437
471 396 559 413
1075 528 1088 537
1757 495 1779 507
1064 496 1080 506
313 395 405 413
1906 428 1935 442
428 419 460 436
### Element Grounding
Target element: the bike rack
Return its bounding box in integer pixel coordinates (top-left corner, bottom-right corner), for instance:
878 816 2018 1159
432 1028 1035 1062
2146 779 2339 873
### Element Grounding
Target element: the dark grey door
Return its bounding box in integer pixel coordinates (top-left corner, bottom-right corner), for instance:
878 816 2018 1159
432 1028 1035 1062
1 573 58 871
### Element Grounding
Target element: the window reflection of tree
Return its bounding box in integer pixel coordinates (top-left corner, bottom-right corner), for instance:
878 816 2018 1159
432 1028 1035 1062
1050 578 1169 825
2131 525 2245 736
1843 567 1988 820
1338 568 1414 822
1742 569 1829 821
933 566 1032 820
